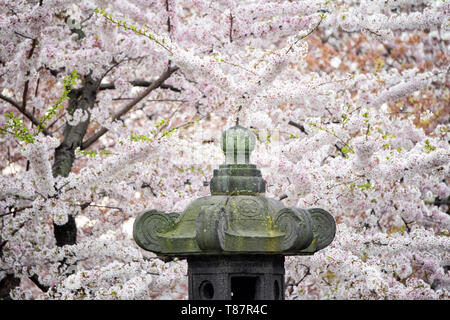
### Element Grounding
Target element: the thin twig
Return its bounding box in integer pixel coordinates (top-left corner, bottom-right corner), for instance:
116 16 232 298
364 28 382 38
80 13 94 26
219 59 259 76
286 13 325 54
401 217 411 233
99 11 173 55
295 265 311 285
0 205 32 218
311 76 352 90
141 183 157 197
14 31 34 40
168 109 210 133
156 102 183 133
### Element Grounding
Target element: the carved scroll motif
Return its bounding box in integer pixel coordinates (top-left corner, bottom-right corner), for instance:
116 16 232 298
308 208 336 251
133 209 178 252
275 208 313 251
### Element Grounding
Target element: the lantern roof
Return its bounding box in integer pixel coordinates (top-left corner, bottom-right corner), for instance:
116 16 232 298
133 126 336 257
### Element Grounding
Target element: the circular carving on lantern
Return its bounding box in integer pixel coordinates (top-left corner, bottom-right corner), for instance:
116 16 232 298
275 208 313 251
235 198 262 218
133 210 174 252
308 208 336 251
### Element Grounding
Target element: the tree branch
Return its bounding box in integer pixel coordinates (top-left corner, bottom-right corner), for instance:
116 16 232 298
229 12 233 43
166 0 172 36
81 66 179 150
288 120 308 135
0 94 52 136
14 31 34 40
22 35 39 112
22 80 30 111
99 79 182 93
0 93 21 110
29 274 50 293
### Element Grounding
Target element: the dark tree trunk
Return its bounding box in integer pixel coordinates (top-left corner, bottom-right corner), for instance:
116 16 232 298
52 74 99 246
0 274 21 300
53 215 78 247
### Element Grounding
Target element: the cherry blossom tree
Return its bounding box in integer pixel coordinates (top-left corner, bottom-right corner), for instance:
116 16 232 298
0 0 449 300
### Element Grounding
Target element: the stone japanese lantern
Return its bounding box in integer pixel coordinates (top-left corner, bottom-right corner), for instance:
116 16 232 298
133 125 336 300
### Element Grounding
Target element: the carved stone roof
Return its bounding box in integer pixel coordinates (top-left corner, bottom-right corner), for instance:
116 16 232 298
133 126 336 256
